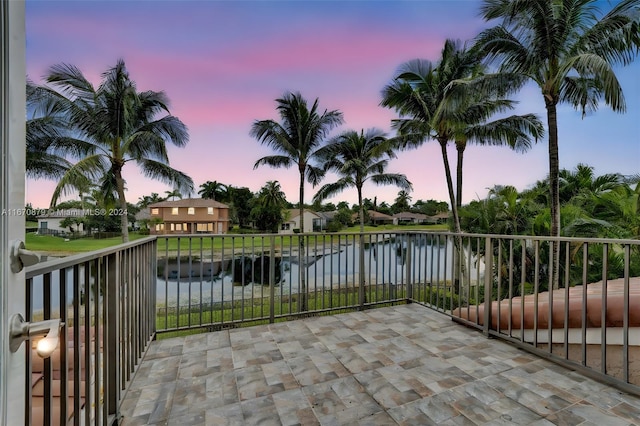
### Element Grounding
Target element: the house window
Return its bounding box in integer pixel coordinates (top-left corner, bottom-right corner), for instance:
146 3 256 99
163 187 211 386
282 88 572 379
155 223 164 231
171 207 179 215
207 207 214 215
151 208 159 215
188 207 195 215
196 223 207 232
281 223 290 230
208 223 214 231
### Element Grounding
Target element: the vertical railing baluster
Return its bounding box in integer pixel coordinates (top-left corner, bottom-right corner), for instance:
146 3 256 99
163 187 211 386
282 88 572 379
623 244 630 384
601 243 608 375
483 237 492 336
581 242 588 366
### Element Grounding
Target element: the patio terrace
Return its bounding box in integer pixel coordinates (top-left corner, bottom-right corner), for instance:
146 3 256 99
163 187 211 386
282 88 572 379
24 231 640 425
119 304 640 425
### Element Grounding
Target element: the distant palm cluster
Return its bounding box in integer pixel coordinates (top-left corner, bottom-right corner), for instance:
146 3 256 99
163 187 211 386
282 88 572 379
27 0 640 247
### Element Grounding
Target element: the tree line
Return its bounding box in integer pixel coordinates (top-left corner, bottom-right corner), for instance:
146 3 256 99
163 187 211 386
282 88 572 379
26 0 640 248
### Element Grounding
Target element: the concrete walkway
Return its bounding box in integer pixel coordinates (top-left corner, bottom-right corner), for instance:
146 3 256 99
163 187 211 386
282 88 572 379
119 304 640 425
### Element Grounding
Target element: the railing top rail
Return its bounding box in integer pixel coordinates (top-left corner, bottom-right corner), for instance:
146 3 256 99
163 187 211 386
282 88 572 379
25 236 157 278
158 231 640 245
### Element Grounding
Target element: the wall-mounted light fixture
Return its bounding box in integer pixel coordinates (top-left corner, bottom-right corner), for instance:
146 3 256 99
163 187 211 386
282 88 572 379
9 314 63 358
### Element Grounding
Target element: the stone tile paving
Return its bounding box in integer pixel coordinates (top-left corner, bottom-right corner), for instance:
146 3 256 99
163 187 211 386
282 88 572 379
119 304 640 425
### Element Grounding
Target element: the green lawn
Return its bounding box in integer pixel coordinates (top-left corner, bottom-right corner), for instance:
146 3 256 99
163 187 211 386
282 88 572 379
25 223 449 255
25 232 148 254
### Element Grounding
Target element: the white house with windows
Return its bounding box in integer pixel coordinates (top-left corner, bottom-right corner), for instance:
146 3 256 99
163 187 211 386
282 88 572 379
280 209 322 234
37 209 85 235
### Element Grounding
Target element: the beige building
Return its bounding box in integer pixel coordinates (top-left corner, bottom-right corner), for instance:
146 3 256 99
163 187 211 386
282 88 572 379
148 198 230 234
280 209 323 233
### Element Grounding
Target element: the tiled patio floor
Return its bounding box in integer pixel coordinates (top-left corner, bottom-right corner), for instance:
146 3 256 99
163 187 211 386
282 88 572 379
119 304 640 425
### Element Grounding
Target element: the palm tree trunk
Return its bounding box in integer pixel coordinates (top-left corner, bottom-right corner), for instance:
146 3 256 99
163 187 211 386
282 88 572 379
439 139 461 233
114 167 130 243
440 138 462 296
357 185 367 307
455 141 465 209
298 167 307 311
546 100 561 290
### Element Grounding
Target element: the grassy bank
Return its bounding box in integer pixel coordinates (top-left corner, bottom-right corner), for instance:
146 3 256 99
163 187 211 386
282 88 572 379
26 223 448 255
25 232 148 254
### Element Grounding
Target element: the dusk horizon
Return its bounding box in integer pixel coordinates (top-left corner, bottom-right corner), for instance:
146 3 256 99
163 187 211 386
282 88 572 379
26 0 640 210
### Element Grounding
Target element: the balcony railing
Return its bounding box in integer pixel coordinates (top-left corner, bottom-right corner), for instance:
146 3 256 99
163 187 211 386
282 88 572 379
25 237 157 425
24 231 640 424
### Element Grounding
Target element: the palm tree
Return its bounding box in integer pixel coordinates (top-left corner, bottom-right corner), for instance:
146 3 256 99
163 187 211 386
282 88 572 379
313 128 412 232
251 92 344 233
252 91 343 311
26 80 73 180
164 189 183 201
475 0 640 287
381 39 543 232
258 180 287 208
198 180 227 201
251 181 287 232
393 190 413 213
29 59 194 242
137 192 164 208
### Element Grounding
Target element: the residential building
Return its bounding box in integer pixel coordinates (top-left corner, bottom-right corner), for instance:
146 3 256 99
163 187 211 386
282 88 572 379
353 210 394 225
280 209 322 233
37 208 85 235
393 212 429 225
148 198 230 234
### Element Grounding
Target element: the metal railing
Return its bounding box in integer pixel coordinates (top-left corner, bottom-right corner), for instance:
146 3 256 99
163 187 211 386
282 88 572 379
444 234 640 395
22 230 640 425
25 236 157 425
155 231 640 395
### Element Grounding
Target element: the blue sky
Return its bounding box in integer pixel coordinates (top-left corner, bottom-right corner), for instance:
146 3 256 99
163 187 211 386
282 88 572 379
25 0 640 208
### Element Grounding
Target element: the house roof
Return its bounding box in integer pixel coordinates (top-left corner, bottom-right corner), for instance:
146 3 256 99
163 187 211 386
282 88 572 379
285 209 321 220
366 210 394 220
149 198 229 209
135 208 150 221
316 211 338 220
429 212 450 219
393 212 428 220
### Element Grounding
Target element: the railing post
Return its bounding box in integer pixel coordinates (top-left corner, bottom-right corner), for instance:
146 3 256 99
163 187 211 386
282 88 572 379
358 233 366 310
269 236 276 323
483 237 492 337
405 234 413 302
105 252 120 421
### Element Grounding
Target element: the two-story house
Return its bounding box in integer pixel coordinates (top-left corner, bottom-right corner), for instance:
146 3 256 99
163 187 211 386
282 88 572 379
148 198 230 234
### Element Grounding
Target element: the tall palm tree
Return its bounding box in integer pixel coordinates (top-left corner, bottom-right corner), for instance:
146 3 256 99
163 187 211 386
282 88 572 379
475 0 640 286
251 91 343 311
313 128 412 232
251 92 344 233
29 59 194 242
198 180 227 201
381 39 543 232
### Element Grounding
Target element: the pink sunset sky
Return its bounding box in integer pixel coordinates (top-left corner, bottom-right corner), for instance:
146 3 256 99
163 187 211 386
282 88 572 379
25 1 640 209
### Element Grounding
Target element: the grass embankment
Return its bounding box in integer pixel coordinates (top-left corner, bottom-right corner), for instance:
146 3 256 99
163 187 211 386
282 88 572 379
25 232 148 255
26 223 448 255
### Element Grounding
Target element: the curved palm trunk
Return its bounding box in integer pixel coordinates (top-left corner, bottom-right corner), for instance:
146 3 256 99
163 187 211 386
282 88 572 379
114 167 130 243
439 138 463 296
546 100 561 290
439 138 461 233
298 167 307 311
